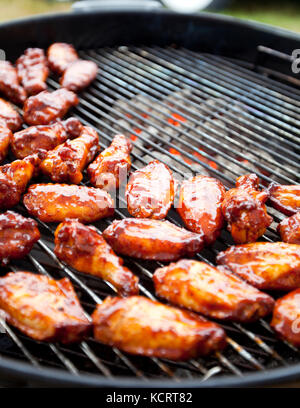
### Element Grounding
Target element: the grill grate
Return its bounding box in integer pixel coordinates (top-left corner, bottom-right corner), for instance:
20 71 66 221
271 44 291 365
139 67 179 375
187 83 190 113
1 46 300 385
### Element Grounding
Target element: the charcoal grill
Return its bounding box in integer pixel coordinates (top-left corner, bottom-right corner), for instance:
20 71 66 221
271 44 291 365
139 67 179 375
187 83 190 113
0 7 300 387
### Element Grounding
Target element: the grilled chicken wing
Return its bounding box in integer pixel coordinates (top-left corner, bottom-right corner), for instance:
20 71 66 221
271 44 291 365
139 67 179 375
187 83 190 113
217 242 300 291
0 271 91 343
92 296 226 360
88 134 132 191
11 117 82 159
54 219 139 296
177 175 226 245
23 89 79 126
103 218 204 261
268 183 300 216
0 61 26 105
222 174 272 244
126 160 175 219
0 211 40 265
16 48 49 95
0 154 42 210
40 126 99 184
278 212 300 244
61 60 98 92
47 43 79 75
0 124 11 163
23 183 114 223
154 260 274 322
0 98 23 131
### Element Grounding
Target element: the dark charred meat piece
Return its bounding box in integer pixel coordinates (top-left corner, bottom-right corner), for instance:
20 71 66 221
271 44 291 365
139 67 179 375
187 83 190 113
103 218 204 261
268 183 300 216
88 134 132 191
47 43 79 75
153 259 274 322
40 126 99 184
177 175 226 245
0 124 11 163
278 212 300 244
222 174 272 244
0 271 91 343
23 183 114 223
16 48 49 95
11 117 82 159
92 296 226 360
217 242 300 291
23 89 79 126
60 60 98 92
0 61 26 105
0 211 40 265
126 160 175 219
0 98 23 131
55 220 139 297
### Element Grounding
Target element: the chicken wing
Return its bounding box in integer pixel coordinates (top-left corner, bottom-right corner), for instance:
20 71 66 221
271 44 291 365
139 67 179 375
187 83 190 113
40 126 99 184
154 260 274 322
23 183 114 223
0 271 91 343
177 175 226 245
60 60 98 92
126 160 175 219
88 134 132 191
55 219 138 296
11 117 82 159
278 212 300 245
222 174 272 244
217 242 300 291
268 183 300 216
16 48 49 95
0 211 40 265
0 61 26 105
0 124 11 163
92 296 226 360
103 218 204 261
23 89 79 126
0 98 23 131
47 43 79 75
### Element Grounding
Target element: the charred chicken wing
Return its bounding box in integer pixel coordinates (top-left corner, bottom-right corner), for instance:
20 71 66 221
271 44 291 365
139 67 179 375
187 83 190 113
16 48 49 95
47 43 79 75
0 124 11 163
268 183 300 216
278 212 300 244
103 218 204 261
177 175 226 245
61 60 98 92
0 271 91 343
0 98 23 131
0 61 26 105
0 211 40 265
154 260 274 322
54 219 139 296
23 183 114 223
217 242 300 291
40 126 99 184
222 174 272 244
23 89 79 126
88 134 132 191
126 160 175 219
92 296 226 360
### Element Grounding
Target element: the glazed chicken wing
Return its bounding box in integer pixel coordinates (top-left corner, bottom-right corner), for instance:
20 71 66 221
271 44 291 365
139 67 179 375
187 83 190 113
154 260 274 322
0 211 40 265
268 183 300 216
60 60 98 92
55 220 139 297
177 175 226 245
0 271 91 343
0 61 26 105
278 212 300 244
23 89 79 126
47 43 79 75
40 126 99 184
0 124 11 163
103 218 204 261
23 183 114 223
222 174 272 244
92 296 226 360
11 117 83 159
0 98 23 131
126 160 175 219
217 242 300 291
88 134 132 191
16 48 49 95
